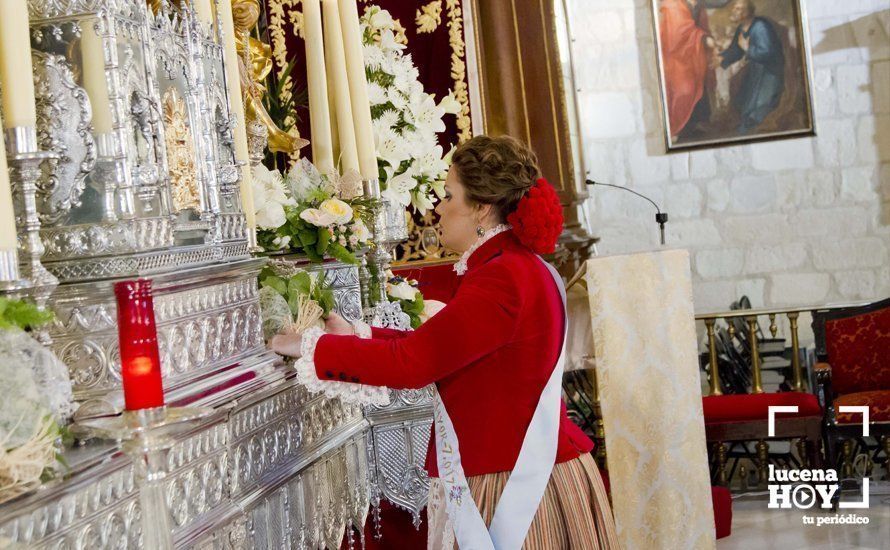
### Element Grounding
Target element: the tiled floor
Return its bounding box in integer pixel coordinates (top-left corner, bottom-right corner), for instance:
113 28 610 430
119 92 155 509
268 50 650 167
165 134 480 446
718 482 890 550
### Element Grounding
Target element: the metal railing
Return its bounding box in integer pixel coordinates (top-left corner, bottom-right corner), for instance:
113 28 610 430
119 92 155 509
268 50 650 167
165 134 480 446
695 301 872 396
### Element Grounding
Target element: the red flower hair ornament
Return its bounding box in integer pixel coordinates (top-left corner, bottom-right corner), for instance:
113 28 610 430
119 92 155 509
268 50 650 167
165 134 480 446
507 178 564 255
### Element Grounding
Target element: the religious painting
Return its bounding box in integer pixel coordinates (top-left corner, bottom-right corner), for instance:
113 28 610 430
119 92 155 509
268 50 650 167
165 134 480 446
651 0 815 150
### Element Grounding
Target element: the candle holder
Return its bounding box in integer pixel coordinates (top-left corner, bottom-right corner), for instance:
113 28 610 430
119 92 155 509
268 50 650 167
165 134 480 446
6 127 59 299
77 405 215 550
0 249 30 293
361 178 411 329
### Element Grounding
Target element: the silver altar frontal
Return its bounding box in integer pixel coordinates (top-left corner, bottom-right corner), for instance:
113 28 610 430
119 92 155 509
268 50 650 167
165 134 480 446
0 1 432 548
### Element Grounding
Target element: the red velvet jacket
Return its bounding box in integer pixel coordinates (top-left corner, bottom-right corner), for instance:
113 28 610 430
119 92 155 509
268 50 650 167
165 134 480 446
314 231 593 477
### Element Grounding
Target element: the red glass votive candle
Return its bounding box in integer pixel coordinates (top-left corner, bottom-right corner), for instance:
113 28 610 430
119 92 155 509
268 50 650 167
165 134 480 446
114 279 165 411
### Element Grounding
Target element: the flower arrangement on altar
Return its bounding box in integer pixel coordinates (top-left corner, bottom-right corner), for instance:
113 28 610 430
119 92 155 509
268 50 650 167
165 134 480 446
253 159 372 263
258 263 336 341
383 270 447 330
0 298 72 504
361 6 461 213
384 271 425 329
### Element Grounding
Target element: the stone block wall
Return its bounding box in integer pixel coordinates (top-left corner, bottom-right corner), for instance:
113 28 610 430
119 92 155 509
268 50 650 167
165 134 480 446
565 0 890 314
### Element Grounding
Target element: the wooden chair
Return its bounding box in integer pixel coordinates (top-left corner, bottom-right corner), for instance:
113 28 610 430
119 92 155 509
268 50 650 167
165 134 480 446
698 310 824 488
812 297 890 480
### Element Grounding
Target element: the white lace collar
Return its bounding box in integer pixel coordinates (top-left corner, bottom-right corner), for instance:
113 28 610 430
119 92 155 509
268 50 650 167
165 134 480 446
453 224 512 275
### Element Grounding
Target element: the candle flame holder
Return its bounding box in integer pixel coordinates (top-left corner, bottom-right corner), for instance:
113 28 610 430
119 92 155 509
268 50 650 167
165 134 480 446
77 405 216 550
6 127 59 297
360 178 411 329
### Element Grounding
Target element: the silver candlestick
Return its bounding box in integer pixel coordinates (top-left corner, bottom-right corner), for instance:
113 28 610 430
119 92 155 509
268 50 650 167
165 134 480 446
361 178 411 329
0 249 29 293
78 405 216 550
6 126 58 295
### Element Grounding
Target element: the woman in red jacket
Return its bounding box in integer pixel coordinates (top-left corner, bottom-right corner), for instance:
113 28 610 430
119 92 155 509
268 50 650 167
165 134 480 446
271 136 618 549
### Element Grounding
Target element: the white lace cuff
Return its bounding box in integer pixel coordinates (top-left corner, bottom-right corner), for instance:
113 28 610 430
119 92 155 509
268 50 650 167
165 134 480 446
352 320 372 339
293 327 391 407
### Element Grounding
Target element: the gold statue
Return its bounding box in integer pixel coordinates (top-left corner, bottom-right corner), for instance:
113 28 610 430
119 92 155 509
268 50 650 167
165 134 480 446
163 88 202 212
231 0 308 157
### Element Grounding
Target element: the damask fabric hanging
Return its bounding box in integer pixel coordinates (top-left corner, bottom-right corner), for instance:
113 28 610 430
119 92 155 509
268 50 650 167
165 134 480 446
585 250 716 550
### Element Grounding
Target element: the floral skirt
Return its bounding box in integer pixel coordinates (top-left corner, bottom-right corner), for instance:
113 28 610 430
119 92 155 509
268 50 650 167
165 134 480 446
427 453 620 550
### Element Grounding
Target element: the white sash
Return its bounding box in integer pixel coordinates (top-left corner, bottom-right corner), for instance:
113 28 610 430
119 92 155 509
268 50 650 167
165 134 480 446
434 258 568 550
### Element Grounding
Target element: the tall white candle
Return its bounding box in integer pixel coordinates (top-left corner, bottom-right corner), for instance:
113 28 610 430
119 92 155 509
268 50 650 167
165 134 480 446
338 0 376 179
219 0 255 230
303 0 335 175
0 0 37 128
193 0 214 26
322 0 359 175
0 110 18 251
80 21 114 134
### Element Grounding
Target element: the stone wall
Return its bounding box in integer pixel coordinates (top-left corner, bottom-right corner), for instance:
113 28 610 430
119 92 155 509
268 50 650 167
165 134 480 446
565 0 889 314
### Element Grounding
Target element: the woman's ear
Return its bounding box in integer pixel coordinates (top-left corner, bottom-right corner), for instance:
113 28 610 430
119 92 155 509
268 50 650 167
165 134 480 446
475 203 495 226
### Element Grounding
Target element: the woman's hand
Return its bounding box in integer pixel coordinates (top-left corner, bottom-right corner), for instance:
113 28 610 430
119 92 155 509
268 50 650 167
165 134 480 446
270 332 303 358
325 312 354 335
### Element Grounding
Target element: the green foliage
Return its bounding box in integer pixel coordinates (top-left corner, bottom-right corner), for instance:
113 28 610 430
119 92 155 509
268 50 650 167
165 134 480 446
258 266 337 317
0 297 54 331
397 293 425 329
260 201 369 265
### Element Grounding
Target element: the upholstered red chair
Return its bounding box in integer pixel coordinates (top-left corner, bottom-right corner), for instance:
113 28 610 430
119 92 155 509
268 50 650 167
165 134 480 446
812 297 890 477
699 313 825 487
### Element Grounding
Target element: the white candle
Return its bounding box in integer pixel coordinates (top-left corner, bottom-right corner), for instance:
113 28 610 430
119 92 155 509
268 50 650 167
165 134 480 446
338 0 376 180
322 0 359 175
303 0 335 175
0 0 37 128
0 110 17 251
80 21 114 134
219 0 255 229
193 0 214 26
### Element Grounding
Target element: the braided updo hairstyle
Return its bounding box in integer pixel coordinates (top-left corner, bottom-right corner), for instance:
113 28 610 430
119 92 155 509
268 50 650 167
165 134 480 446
450 135 540 222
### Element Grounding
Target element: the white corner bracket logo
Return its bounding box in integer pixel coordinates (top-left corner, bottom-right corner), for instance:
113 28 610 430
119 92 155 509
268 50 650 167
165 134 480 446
767 405 870 511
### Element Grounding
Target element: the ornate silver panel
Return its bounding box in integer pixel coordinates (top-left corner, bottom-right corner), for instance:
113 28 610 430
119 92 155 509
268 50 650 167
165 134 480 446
166 423 229 531
240 435 370 550
48 259 266 406
273 258 364 324
365 388 434 526
0 379 373 550
32 51 97 226
0 455 141 548
26 1 249 284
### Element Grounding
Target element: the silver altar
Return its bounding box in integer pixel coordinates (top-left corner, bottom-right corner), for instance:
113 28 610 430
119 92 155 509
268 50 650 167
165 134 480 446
0 1 391 548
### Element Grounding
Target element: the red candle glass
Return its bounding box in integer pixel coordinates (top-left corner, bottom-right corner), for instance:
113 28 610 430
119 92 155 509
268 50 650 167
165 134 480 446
114 279 165 410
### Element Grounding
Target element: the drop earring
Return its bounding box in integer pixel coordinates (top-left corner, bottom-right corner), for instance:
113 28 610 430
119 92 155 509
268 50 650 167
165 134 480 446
476 226 485 237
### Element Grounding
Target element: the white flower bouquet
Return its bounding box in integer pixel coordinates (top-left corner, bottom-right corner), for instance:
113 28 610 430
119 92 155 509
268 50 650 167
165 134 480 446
258 263 335 341
253 159 373 263
383 270 444 329
361 6 460 214
0 298 72 504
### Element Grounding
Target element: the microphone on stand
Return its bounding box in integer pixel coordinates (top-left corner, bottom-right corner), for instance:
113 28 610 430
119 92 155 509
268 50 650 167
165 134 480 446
585 179 669 246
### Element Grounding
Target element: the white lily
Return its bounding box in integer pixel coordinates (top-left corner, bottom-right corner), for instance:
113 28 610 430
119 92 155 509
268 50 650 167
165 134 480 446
438 91 462 115
382 171 417 207
387 280 419 301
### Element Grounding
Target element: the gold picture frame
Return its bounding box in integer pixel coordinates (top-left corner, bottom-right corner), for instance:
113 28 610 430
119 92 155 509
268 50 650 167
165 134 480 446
651 0 817 151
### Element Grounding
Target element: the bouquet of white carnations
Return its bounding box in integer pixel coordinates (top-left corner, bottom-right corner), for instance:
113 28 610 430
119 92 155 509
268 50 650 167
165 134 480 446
361 6 461 214
253 159 372 263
